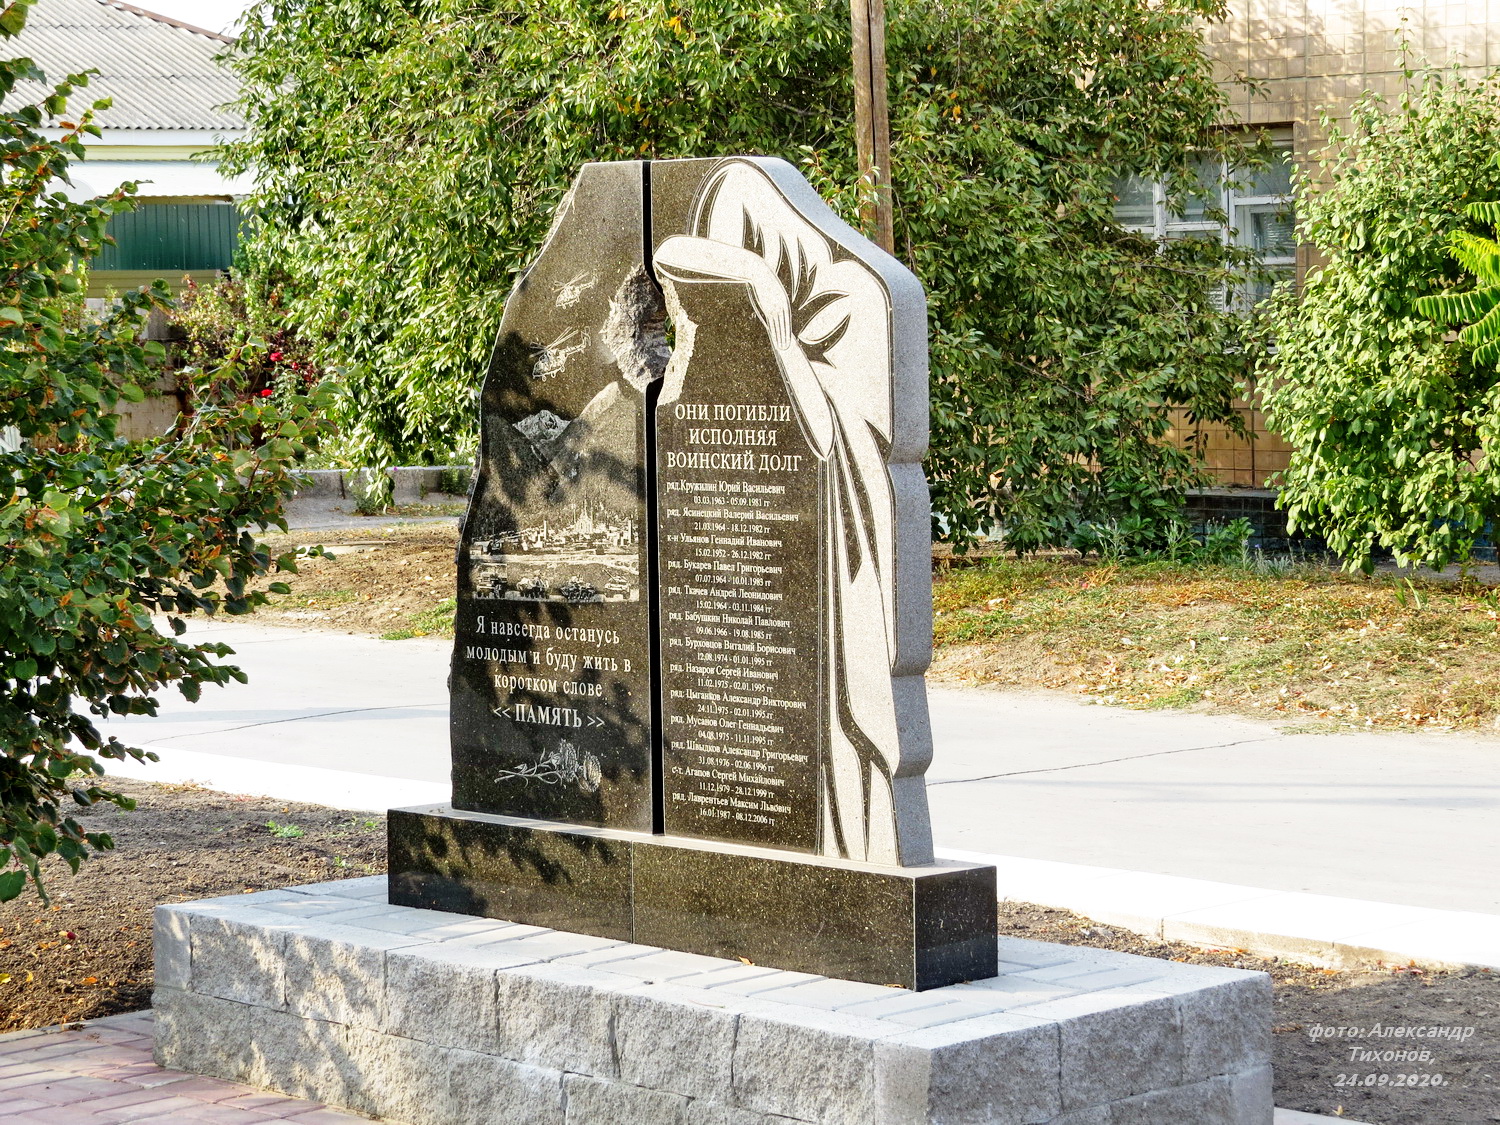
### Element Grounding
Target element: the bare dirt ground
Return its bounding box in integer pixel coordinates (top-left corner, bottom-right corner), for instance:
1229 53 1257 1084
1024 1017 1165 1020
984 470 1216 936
1001 902 1500 1124
0 779 383 1033
0 782 1494 1122
250 522 461 638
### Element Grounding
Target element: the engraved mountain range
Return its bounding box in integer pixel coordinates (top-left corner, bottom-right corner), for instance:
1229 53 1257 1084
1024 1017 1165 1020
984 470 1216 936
482 379 642 537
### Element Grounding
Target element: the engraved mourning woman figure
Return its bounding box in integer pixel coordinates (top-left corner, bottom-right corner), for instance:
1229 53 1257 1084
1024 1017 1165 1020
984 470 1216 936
655 159 928 865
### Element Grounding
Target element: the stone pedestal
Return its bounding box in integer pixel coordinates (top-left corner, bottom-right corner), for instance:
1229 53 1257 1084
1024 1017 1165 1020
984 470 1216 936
389 804 997 991
152 877 1274 1125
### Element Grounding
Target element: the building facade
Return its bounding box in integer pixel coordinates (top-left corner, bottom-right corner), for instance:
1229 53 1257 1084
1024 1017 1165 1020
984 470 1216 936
10 0 249 299
1165 0 1496 487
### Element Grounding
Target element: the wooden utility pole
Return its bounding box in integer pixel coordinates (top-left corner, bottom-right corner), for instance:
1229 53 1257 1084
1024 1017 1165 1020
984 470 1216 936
850 0 894 254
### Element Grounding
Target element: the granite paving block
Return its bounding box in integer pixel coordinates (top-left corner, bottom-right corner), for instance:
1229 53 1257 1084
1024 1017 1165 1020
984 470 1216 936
993 939 1089 970
293 902 403 927
548 943 668 971
483 929 630 960
949 976 1082 1008
185 889 308 911
751 977 900 1011
687 1110 816 1125
835 992 958 1022
1180 978 1273 1082
152 989 356 1106
1014 967 1166 993
563 1073 689 1125
1228 1065 1275 1125
283 924 427 1028
1048 994 1184 1110
1043 1108 1110 1125
286 876 388 900
253 896 373 918
445 1050 566 1125
681 1108 811 1125
186 914 291 1010
580 948 737 983
878 997 1026 1029
731 1005 891 1125
493 963 631 1078
1105 1074 1233 1123
613 983 743 1101
383 942 536 1053
441 921 554 948
699 968 827 997
1010 961 1144 985
152 907 191 991
331 905 469 936
874 1011 1061 1125
343 1027 452 1123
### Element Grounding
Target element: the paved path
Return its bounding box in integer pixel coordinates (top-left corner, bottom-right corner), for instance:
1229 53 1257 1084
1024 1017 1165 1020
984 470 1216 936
101 619 1500 915
0 1012 363 1123
924 687 1500 915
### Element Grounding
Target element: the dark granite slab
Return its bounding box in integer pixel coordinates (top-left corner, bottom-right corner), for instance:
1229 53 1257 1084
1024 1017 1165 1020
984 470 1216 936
450 160 664 830
653 281 825 852
388 804 634 941
389 804 997 990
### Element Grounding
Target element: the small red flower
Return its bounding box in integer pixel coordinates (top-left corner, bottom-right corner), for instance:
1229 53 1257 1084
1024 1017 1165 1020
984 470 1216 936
269 350 284 362
259 388 273 397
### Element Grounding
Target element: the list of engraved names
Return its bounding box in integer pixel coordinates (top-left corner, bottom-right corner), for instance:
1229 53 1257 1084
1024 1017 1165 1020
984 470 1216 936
658 399 822 849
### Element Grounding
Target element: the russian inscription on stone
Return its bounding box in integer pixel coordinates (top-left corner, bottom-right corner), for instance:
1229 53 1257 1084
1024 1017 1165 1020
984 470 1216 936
453 156 934 865
449 161 664 830
651 158 934 865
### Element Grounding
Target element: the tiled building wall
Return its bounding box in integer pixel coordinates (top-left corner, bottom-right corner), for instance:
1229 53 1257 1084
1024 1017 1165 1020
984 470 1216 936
1168 393 1296 489
1184 0 1493 488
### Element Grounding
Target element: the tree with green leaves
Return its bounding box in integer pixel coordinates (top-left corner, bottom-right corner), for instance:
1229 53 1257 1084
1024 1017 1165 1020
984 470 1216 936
1415 160 1500 368
0 1 330 901
225 0 1253 551
1256 65 1500 571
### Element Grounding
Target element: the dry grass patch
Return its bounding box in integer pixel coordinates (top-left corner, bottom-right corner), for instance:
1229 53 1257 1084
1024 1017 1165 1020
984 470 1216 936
933 557 1500 732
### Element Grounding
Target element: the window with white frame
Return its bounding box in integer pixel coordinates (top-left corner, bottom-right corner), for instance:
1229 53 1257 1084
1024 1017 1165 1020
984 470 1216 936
1113 134 1295 309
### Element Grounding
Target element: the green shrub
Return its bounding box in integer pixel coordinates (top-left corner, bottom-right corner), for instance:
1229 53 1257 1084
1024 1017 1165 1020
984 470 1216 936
1257 62 1500 571
0 4 331 901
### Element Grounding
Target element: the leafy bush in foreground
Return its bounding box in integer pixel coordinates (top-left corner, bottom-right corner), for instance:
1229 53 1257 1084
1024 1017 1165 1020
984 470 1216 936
0 4 330 900
1257 65 1500 571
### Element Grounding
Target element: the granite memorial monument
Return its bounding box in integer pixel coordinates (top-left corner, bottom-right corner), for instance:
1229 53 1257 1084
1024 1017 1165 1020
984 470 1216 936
389 156 995 990
150 157 1275 1125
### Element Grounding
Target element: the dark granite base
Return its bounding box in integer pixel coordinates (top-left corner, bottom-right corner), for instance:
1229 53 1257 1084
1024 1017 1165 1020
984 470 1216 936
389 804 998 990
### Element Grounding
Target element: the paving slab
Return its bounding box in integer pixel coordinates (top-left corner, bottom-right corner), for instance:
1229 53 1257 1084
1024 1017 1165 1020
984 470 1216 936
1274 1111 1373 1125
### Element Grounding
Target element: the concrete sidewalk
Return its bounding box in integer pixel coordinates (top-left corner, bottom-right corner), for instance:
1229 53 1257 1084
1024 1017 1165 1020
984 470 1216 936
98 620 1500 969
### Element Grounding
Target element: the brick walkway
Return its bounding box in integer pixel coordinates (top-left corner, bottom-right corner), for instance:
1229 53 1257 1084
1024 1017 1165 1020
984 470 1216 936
0 1011 371 1123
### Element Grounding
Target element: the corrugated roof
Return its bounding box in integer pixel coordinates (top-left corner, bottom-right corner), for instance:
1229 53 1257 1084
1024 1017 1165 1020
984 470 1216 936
5 0 244 132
